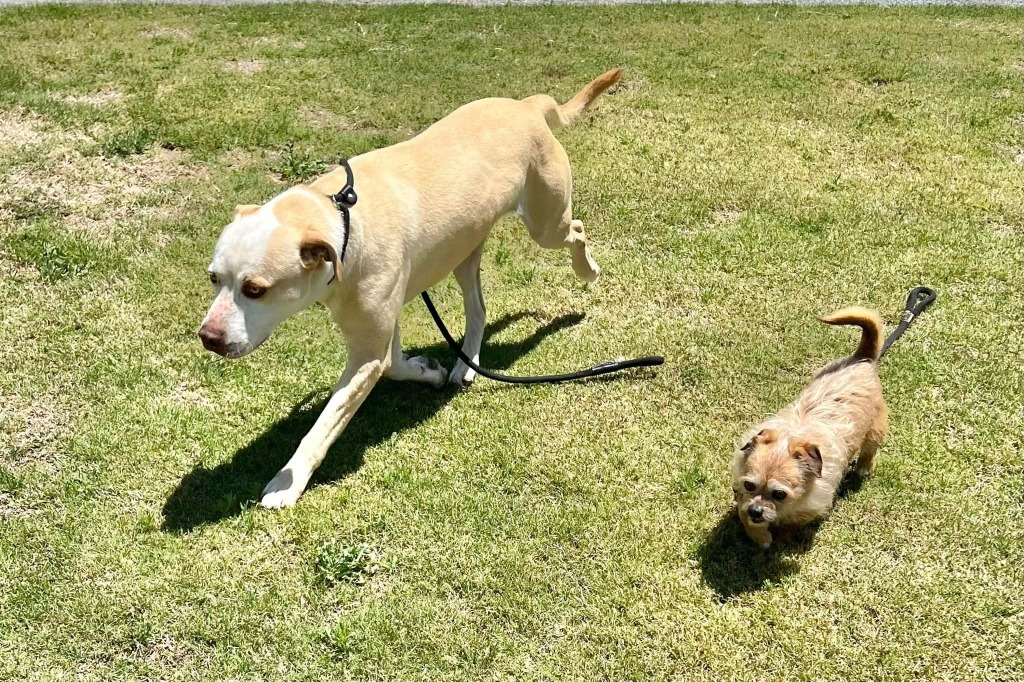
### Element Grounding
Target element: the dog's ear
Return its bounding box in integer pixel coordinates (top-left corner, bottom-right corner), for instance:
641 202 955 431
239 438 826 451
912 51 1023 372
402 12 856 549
741 428 778 455
233 204 261 220
299 235 340 279
790 439 823 477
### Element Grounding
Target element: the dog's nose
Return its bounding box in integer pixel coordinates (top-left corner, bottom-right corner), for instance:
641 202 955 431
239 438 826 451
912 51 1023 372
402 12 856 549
748 505 764 522
198 324 226 353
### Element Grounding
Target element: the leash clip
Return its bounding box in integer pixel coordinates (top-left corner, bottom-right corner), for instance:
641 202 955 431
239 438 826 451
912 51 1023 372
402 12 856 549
329 157 358 210
901 310 915 323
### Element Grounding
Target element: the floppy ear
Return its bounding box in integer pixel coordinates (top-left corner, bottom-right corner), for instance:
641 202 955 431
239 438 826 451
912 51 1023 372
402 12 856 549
790 440 823 477
234 204 261 220
299 235 340 279
741 428 778 456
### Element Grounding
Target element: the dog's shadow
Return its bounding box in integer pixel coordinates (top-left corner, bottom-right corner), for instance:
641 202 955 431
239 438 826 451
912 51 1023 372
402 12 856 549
162 311 584 533
695 475 866 600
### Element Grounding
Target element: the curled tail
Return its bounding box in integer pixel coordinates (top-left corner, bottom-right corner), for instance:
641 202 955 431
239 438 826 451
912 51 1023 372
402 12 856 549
820 307 884 361
524 68 623 130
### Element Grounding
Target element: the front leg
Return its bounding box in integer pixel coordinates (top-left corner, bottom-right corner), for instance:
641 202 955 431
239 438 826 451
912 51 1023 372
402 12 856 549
260 349 386 508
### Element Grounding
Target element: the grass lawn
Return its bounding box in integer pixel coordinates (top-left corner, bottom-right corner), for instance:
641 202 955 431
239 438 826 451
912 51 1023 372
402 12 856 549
0 3 1021 679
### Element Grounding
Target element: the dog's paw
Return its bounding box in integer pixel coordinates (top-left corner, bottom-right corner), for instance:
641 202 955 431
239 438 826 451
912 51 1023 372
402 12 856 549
408 355 448 387
570 222 600 284
449 360 477 388
260 470 303 509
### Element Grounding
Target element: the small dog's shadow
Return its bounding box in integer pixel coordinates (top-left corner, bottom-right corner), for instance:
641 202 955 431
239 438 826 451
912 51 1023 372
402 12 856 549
161 311 584 532
696 473 866 600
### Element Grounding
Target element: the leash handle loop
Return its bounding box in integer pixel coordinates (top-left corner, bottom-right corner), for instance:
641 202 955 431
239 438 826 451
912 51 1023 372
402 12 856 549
880 286 937 357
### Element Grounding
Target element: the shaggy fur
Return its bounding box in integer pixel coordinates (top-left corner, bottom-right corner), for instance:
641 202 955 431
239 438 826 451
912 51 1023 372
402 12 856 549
731 307 888 548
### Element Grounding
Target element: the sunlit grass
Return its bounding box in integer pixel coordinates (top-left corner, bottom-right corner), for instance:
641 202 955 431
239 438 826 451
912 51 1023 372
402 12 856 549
0 4 1021 679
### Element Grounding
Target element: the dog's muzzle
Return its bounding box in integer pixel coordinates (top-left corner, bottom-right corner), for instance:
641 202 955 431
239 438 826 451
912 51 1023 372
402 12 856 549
199 323 228 355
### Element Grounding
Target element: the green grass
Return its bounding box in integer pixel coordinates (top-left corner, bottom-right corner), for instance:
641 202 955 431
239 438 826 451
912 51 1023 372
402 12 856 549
0 4 1021 680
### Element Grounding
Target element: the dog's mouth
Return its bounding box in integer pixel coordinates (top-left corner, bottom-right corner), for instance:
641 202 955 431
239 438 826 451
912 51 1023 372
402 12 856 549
206 340 257 360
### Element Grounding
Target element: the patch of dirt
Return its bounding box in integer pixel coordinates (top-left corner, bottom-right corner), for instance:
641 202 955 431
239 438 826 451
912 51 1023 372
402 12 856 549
61 91 124 107
162 382 213 409
0 493 33 519
0 108 47 150
987 221 1021 238
221 147 261 170
2 145 208 241
0 394 67 471
711 208 745 225
242 36 280 47
222 59 265 75
298 107 413 138
140 27 193 41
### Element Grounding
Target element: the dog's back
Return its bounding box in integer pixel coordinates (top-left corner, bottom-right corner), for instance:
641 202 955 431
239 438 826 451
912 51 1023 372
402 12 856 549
790 308 886 471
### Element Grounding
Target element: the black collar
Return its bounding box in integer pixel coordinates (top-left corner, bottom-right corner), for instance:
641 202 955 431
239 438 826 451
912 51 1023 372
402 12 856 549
326 157 357 283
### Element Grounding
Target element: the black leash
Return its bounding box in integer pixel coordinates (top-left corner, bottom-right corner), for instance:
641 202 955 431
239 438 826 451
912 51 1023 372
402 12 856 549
879 286 937 357
420 291 664 385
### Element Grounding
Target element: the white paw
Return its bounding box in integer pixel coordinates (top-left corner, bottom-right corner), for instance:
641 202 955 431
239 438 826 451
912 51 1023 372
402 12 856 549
449 360 477 388
571 242 601 284
260 469 304 509
408 355 448 387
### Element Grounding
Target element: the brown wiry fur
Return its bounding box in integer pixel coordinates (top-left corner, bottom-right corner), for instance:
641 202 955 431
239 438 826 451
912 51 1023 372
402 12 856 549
731 306 888 548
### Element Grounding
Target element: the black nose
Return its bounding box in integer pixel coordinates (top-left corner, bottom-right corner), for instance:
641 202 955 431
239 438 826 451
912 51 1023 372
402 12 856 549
748 505 764 522
199 324 226 352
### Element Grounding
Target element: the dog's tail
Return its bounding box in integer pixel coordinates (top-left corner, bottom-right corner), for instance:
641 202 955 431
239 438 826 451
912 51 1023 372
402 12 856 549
525 68 623 130
819 307 885 361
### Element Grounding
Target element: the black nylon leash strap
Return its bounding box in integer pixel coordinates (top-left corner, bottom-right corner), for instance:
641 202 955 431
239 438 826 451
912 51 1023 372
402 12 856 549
879 286 937 357
420 291 664 384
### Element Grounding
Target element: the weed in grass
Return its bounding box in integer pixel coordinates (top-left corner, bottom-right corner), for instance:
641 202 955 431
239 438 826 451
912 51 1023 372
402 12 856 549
315 541 378 586
98 126 155 157
492 242 512 267
324 615 366 659
273 140 328 182
0 466 23 494
671 466 708 497
3 224 115 281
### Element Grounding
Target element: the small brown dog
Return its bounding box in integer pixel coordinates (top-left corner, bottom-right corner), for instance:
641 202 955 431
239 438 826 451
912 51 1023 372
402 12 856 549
731 307 888 548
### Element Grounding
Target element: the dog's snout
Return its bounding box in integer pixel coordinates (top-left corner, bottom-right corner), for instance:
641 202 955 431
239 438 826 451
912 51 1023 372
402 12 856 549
199 323 226 353
748 504 765 522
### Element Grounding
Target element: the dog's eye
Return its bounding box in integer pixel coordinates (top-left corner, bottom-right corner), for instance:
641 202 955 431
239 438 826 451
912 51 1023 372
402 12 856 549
743 481 756 492
209 272 219 286
771 489 788 501
241 282 267 299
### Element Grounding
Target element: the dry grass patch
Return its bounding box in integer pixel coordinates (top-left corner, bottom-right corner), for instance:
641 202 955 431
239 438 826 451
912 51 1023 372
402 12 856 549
2 145 207 241
222 59 265 75
140 27 193 41
60 91 125 107
299 106 413 137
0 394 67 471
0 107 48 152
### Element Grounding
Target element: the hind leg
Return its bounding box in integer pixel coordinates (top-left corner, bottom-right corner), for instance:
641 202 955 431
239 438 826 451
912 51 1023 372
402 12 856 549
519 137 600 283
856 406 888 476
385 321 448 388
449 244 486 388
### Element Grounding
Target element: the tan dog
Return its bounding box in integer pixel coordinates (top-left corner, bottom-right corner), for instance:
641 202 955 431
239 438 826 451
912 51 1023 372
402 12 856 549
731 307 888 548
199 70 621 507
